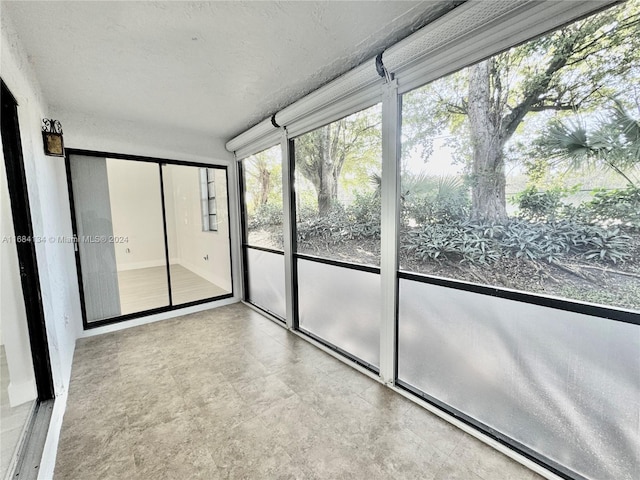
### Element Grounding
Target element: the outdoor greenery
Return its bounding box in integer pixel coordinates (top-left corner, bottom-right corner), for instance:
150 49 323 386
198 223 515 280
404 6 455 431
245 1 640 311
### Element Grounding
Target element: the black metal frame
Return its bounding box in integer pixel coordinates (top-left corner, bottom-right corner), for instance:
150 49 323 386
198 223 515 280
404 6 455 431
237 148 288 322
287 134 384 370
1 79 54 400
64 148 234 330
395 380 584 480
398 270 639 325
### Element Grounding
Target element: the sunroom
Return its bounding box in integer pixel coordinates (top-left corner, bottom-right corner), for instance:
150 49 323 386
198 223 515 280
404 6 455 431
0 1 638 479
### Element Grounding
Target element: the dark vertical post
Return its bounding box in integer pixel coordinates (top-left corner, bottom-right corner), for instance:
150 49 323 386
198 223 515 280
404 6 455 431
1 79 54 400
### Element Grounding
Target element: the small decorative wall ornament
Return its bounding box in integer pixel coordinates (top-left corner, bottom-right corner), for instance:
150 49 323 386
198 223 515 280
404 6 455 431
41 118 64 156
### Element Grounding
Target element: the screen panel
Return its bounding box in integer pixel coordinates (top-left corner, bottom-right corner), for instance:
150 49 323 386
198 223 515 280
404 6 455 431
246 248 286 320
398 278 640 480
297 259 380 368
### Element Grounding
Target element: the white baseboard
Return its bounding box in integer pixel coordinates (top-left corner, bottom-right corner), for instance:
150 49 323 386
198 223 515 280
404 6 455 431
79 296 239 338
116 258 179 272
7 379 37 407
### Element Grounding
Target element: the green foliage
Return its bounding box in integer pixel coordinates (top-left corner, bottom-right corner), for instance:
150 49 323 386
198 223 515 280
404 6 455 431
402 174 470 225
515 186 577 221
247 202 283 230
401 219 632 265
538 100 640 186
584 186 640 229
296 192 381 246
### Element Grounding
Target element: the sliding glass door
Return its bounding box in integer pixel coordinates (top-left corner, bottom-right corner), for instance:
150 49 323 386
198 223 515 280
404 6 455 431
68 153 232 326
162 164 232 305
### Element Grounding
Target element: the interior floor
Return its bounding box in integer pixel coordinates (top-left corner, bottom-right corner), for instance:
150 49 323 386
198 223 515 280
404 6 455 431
1 346 35 480
55 303 542 479
116 264 229 315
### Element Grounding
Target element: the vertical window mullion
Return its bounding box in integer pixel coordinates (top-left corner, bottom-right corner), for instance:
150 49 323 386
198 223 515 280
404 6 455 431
281 130 298 330
380 80 401 384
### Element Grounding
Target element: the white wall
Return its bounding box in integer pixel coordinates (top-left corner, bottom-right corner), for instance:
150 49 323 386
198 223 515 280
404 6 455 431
0 150 37 406
1 10 81 400
1 9 240 478
107 159 170 271
165 165 232 290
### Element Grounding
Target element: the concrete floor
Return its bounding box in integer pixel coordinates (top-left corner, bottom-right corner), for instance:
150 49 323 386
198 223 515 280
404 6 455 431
55 303 543 479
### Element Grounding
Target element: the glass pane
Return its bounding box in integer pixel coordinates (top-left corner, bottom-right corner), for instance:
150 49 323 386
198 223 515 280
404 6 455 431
399 1 639 312
246 248 286 319
70 155 170 321
294 104 382 266
242 145 283 250
398 279 640 480
162 164 232 305
107 159 171 315
297 259 380 367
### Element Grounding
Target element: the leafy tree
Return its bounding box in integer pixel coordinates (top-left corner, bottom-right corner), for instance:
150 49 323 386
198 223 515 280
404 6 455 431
403 2 640 222
295 106 381 215
539 100 640 187
244 146 282 215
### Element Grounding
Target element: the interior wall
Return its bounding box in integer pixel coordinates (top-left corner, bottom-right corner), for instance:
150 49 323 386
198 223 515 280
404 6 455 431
166 165 232 290
106 159 171 271
1 11 80 398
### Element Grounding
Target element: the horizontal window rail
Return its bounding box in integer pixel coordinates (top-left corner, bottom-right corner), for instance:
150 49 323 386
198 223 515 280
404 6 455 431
243 244 285 255
295 253 381 274
398 270 640 326
298 327 379 374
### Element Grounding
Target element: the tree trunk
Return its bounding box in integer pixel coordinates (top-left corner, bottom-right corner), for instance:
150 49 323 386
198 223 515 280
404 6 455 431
258 167 270 206
316 126 338 215
468 60 508 222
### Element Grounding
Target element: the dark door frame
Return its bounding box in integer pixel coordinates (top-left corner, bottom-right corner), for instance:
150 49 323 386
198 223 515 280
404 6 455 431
1 79 54 401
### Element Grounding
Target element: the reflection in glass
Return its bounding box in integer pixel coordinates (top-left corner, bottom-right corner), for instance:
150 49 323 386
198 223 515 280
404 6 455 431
398 279 640 480
242 145 283 250
163 164 232 305
294 104 382 266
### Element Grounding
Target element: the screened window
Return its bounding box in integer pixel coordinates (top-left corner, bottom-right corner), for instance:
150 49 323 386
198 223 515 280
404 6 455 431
294 103 382 266
242 145 284 250
399 4 640 312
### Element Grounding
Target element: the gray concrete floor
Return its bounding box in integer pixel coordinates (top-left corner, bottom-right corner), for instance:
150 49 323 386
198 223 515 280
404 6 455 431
55 303 543 479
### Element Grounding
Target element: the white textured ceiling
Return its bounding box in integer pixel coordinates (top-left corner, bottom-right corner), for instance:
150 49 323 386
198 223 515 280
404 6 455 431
2 1 457 140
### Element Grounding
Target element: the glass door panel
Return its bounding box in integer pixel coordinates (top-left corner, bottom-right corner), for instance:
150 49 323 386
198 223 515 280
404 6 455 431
70 155 170 322
162 164 232 305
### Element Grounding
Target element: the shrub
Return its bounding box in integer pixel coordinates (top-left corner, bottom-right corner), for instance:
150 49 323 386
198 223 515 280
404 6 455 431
402 218 632 265
402 175 470 225
583 186 640 229
515 186 569 221
296 193 381 246
248 202 283 230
